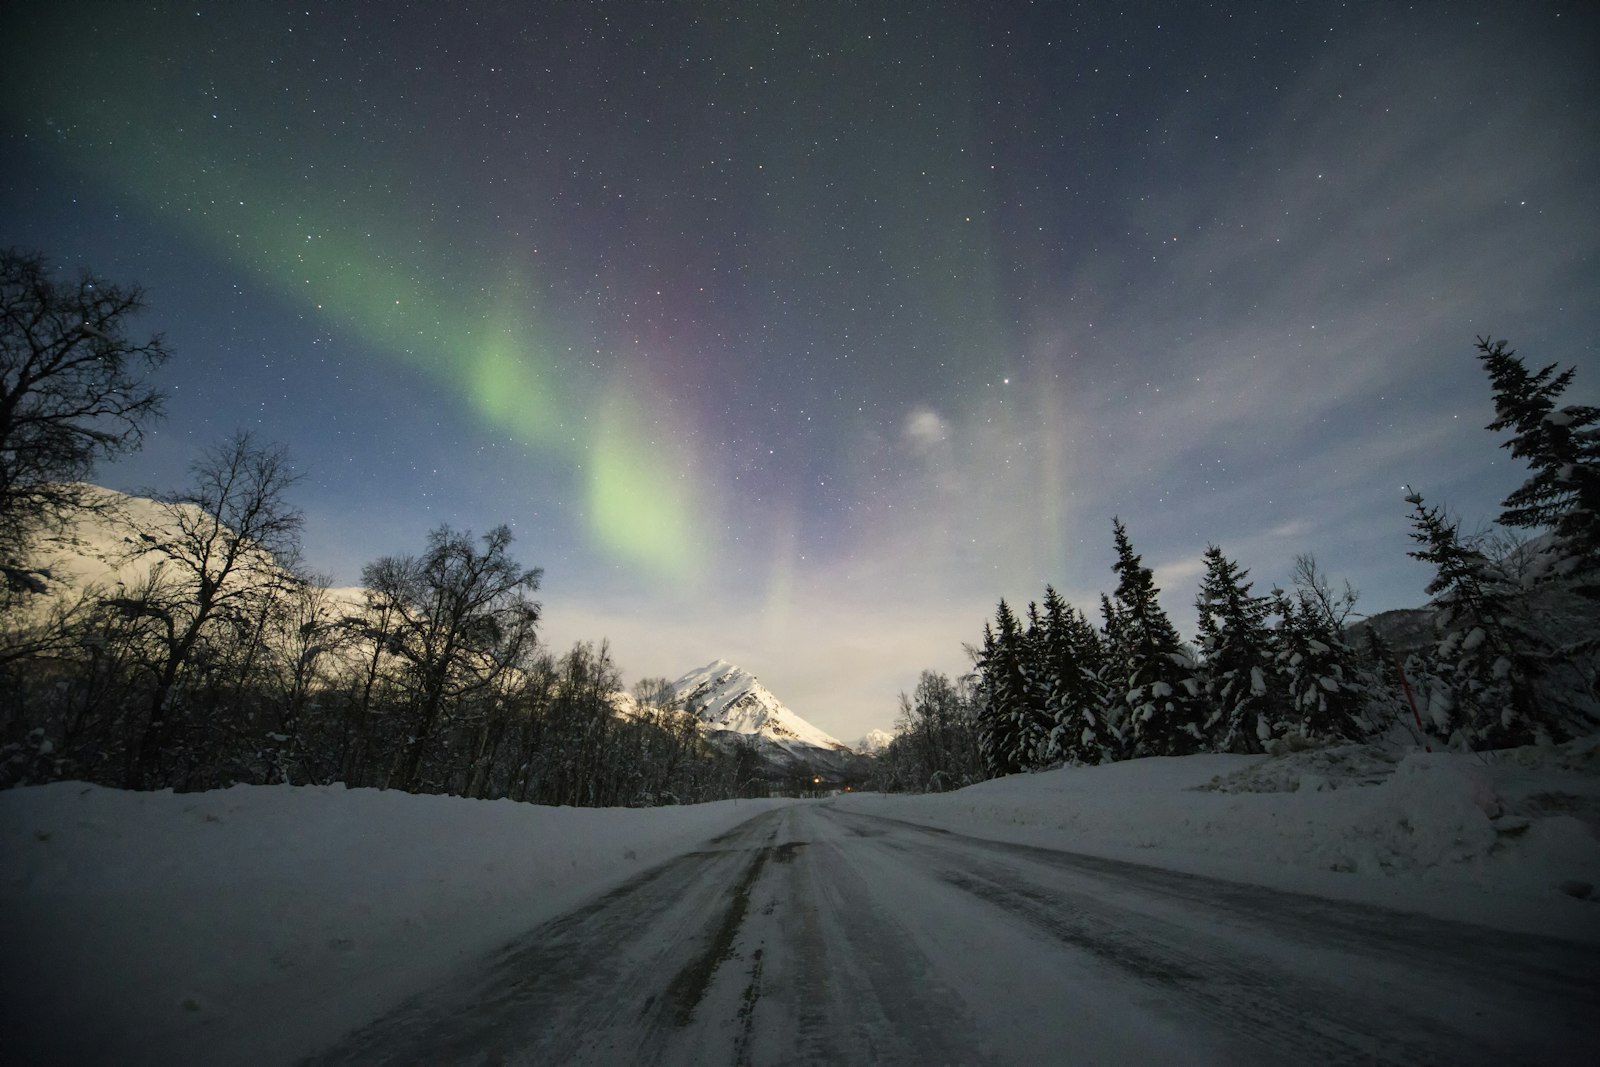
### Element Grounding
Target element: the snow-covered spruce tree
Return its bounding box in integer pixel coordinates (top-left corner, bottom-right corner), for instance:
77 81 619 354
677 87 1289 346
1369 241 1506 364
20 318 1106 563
1068 600 1119 761
975 623 1002 774
1260 588 1297 744
1015 602 1053 767
1098 592 1127 674
1352 623 1413 743
1097 592 1131 758
1404 490 1568 748
1038 586 1114 764
1109 518 1204 757
1478 337 1600 595
975 603 1032 776
1273 589 1368 745
1194 545 1277 753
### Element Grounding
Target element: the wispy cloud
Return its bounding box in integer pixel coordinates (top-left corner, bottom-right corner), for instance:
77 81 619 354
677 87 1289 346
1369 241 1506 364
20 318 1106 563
901 407 949 454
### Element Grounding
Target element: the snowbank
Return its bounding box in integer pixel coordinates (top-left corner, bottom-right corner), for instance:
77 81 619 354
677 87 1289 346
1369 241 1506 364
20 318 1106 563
0 783 792 1066
833 739 1600 940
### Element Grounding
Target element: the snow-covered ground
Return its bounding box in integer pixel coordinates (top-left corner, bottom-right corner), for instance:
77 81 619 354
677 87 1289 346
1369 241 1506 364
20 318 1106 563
835 738 1600 941
0 785 792 1066
3 739 1598 1064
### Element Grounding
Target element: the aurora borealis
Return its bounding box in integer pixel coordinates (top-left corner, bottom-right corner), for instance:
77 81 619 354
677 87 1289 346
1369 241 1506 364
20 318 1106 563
3 2 1597 739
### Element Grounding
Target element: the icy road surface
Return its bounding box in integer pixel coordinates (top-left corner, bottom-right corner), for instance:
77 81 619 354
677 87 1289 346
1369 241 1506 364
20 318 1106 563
309 804 1597 1066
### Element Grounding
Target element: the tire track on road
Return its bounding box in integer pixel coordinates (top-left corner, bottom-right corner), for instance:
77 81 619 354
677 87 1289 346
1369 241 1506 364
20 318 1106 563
305 809 788 1066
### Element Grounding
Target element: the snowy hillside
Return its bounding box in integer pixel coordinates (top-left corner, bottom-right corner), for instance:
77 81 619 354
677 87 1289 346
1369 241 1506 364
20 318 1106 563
669 659 855 757
22 485 280 600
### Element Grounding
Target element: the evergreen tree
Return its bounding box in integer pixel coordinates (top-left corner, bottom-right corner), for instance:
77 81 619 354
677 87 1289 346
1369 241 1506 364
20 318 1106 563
1274 589 1368 744
975 603 1032 776
1477 337 1600 593
1073 602 1118 761
1015 602 1053 767
1038 586 1113 764
974 622 1003 776
1097 593 1130 757
1109 518 1204 757
1098 592 1127 669
1352 623 1412 742
1194 545 1276 753
1404 490 1568 748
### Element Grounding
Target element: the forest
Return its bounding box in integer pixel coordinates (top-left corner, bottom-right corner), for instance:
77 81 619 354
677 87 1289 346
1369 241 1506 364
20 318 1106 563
873 337 1600 792
3 248 1597 803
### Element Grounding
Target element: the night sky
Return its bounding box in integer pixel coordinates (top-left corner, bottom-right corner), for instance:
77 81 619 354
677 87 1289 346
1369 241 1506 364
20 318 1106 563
3 2 1597 741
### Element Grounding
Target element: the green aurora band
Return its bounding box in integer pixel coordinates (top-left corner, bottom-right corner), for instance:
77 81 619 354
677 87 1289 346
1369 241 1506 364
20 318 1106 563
5 6 703 580
7 2 1042 594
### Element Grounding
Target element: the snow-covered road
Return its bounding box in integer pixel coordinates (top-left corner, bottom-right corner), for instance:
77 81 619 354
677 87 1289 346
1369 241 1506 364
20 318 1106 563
308 803 1597 1065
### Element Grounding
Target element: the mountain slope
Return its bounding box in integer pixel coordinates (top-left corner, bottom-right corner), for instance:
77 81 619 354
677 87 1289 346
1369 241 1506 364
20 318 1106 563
667 659 867 779
668 659 848 749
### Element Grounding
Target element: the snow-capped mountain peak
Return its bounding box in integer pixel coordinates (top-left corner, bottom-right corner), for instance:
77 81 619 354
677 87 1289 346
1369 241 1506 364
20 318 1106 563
856 728 895 756
667 659 850 753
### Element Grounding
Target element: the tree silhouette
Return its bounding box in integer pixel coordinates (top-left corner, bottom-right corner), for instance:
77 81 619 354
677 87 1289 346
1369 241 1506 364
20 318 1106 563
0 249 169 581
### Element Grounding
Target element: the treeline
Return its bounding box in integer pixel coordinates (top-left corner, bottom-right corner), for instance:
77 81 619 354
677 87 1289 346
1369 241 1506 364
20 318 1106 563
0 249 769 803
871 669 986 793
3 490 766 802
878 337 1599 788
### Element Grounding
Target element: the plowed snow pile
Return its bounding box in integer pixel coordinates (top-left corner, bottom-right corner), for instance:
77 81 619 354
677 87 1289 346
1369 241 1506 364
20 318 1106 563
832 737 1600 930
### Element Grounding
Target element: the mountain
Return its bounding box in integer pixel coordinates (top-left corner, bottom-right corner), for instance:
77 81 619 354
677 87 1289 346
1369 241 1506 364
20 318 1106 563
856 728 895 756
667 659 869 781
1345 607 1435 658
